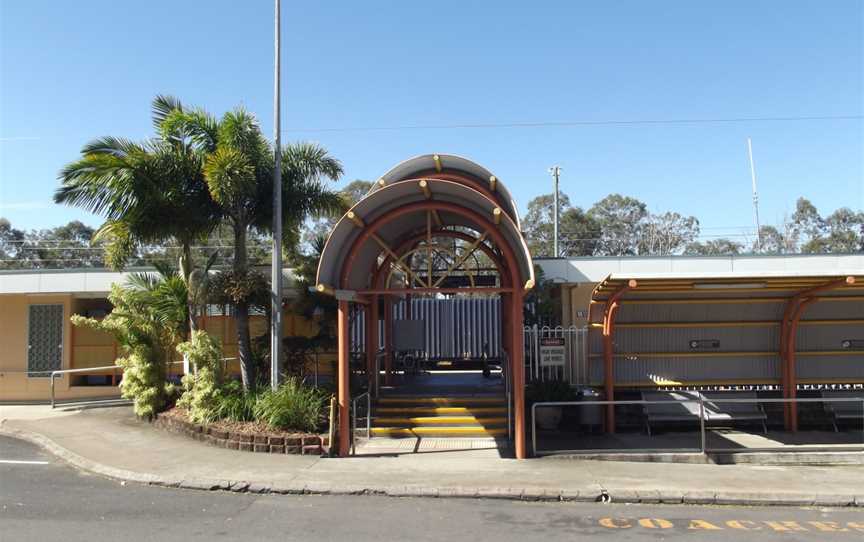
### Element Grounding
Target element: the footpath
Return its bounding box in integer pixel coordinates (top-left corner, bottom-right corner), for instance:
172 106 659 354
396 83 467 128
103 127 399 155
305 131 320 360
1 404 862 508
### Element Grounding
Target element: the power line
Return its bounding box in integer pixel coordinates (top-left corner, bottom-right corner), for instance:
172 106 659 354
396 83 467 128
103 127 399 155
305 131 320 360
283 114 863 134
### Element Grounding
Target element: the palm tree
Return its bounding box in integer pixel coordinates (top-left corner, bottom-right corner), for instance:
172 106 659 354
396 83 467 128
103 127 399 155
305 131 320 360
56 96 220 335
166 106 343 389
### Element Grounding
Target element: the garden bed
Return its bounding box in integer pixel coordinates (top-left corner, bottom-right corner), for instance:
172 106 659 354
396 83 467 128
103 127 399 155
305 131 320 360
155 407 329 455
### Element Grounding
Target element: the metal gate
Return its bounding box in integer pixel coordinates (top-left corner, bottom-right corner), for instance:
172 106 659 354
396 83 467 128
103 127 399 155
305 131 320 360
523 325 589 385
28 304 64 377
351 296 503 360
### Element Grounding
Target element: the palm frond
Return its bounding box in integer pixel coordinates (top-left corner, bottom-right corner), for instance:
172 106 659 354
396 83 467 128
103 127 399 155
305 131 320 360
203 147 256 210
126 271 160 292
151 95 184 131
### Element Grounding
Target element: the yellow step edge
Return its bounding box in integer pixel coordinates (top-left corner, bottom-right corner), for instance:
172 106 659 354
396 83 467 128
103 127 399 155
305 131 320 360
375 407 506 415
378 397 504 404
370 427 507 437
373 416 507 425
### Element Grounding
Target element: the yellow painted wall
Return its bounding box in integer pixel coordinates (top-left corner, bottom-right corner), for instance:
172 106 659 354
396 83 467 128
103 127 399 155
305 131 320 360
563 283 597 327
0 294 118 402
1 293 332 402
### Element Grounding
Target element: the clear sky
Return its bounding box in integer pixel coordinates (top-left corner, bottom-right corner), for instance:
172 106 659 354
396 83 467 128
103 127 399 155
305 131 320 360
1 0 862 245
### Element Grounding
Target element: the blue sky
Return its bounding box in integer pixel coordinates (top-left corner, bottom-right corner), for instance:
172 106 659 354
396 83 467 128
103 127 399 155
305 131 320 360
1 0 862 245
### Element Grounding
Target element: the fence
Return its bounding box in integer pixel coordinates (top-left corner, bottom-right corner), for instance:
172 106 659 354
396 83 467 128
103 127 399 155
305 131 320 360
523 325 589 385
531 396 864 456
351 296 504 360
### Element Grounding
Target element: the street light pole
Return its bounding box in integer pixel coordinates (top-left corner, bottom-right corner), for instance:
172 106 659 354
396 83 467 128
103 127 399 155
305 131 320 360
548 166 561 257
270 0 283 390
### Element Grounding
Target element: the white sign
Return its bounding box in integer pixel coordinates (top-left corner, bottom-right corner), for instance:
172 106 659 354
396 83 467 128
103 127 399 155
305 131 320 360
539 337 566 367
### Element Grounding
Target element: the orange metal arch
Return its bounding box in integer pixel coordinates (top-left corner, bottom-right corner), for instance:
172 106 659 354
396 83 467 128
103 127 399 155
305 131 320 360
779 276 855 431
339 200 524 291
601 280 637 433
335 200 529 459
371 229 510 291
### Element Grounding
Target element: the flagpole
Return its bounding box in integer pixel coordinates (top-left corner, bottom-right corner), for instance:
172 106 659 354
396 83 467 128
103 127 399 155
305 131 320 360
270 0 283 390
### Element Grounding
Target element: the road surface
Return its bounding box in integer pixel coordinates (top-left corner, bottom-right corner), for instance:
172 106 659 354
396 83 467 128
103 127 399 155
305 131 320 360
1 435 862 541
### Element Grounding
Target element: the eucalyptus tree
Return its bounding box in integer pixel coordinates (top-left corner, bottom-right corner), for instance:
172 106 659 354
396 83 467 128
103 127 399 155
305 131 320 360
164 106 343 389
55 96 220 333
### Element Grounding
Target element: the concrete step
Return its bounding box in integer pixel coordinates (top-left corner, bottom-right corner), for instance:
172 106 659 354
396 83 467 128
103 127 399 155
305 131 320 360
372 416 507 427
374 406 507 416
370 426 508 438
377 396 505 406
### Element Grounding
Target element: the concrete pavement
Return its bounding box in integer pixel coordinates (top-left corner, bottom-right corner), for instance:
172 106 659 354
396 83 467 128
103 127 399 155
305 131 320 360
1 404 862 507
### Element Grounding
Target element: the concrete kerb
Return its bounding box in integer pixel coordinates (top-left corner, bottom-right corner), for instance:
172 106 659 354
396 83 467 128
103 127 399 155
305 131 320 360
1 422 860 508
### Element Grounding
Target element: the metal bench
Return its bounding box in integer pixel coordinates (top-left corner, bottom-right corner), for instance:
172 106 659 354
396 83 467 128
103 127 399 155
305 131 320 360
642 391 703 436
642 391 767 435
821 391 864 432
701 391 767 434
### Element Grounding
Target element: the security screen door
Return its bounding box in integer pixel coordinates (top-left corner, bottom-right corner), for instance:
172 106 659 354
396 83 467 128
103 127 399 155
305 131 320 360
28 304 64 377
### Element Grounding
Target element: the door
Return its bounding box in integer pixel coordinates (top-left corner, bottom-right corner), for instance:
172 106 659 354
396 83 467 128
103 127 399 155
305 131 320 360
28 304 64 377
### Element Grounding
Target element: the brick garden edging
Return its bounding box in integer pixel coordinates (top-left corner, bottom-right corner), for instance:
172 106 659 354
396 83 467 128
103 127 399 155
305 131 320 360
153 415 328 456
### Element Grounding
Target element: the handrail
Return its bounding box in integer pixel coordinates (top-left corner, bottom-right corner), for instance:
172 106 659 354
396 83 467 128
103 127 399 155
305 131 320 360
49 357 238 408
531 396 864 456
351 391 372 455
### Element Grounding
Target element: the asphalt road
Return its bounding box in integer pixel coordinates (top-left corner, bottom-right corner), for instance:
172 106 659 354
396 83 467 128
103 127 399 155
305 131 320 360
1 435 862 541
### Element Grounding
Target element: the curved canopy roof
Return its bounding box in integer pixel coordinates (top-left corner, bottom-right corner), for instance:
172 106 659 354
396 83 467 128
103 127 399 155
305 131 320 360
317 155 534 293
372 153 522 230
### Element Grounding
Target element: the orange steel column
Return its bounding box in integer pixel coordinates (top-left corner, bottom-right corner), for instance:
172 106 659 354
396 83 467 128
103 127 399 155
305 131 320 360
779 276 854 431
384 296 393 385
510 289 527 459
337 300 351 457
786 298 816 432
602 280 636 433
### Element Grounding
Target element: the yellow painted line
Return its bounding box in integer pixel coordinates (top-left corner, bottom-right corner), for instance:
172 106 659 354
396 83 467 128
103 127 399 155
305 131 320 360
375 406 506 415
370 427 507 437
373 416 506 425
378 397 504 404
598 517 864 532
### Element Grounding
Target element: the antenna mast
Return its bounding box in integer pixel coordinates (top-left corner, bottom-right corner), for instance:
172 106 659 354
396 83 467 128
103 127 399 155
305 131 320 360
747 137 762 251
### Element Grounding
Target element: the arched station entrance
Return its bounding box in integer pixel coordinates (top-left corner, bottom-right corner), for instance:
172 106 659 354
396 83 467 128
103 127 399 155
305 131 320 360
316 154 535 458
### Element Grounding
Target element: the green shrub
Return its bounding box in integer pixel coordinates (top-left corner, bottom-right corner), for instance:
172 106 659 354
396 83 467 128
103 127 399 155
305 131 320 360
70 281 181 419
176 330 225 424
252 378 326 433
213 380 257 422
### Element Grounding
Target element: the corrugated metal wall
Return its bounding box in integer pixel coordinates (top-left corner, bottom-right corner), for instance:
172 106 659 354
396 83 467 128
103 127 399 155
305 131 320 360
589 296 864 387
350 296 502 360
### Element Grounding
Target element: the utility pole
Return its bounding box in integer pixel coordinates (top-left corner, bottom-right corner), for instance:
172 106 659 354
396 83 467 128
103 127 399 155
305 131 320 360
548 166 561 257
747 138 762 252
270 0 283 390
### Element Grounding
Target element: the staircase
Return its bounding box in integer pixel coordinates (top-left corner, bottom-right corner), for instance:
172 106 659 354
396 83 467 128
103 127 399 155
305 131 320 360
370 395 508 438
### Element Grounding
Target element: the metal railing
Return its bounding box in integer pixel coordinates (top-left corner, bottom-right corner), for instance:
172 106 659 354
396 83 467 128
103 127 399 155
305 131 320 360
531 396 864 456
350 391 372 455
501 350 512 442
49 359 202 408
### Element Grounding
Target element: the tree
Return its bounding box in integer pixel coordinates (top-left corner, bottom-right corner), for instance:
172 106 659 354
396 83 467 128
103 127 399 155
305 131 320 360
167 105 343 389
685 238 743 255
0 218 26 268
822 208 864 253
588 194 648 256
523 265 559 326
639 211 700 255
56 95 220 334
299 179 372 254
522 193 600 257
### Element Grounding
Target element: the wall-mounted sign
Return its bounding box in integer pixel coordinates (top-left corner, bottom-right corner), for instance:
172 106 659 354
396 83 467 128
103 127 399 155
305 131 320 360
689 339 720 350
539 337 566 367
